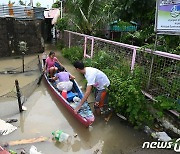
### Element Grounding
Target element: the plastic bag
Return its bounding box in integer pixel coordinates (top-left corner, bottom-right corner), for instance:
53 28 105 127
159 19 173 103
29 146 42 154
0 119 17 135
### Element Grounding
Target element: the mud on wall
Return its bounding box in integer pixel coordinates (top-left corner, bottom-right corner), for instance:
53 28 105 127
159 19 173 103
0 17 44 57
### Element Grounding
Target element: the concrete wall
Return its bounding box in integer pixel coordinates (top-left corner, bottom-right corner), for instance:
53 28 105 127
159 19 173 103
0 17 44 57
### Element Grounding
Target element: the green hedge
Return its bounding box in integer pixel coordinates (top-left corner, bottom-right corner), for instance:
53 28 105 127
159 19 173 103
62 46 84 63
84 51 154 128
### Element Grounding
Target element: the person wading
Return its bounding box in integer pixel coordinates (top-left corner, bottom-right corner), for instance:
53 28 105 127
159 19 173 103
73 61 110 115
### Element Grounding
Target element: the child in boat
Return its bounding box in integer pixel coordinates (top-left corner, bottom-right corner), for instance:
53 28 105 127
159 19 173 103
53 67 75 92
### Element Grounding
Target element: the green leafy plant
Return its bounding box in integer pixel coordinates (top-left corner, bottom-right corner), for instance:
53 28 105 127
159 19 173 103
65 0 108 35
56 40 65 50
153 96 180 118
52 0 62 8
56 17 68 31
36 2 41 7
19 0 25 5
8 0 15 5
118 21 132 27
103 67 154 128
84 50 115 69
61 46 83 63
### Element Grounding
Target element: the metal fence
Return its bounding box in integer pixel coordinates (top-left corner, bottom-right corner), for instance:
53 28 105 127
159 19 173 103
62 30 180 100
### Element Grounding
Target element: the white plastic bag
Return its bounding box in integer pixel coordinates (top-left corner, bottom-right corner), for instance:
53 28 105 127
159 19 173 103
156 132 172 142
29 145 42 154
0 119 17 135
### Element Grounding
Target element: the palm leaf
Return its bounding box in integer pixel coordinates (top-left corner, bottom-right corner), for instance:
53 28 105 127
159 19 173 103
69 19 82 32
79 7 89 24
87 0 95 19
79 7 92 33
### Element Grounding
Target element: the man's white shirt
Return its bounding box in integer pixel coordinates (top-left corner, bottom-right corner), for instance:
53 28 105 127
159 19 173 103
84 67 110 90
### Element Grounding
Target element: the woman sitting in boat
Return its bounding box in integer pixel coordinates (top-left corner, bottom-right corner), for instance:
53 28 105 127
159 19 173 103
53 67 75 92
44 51 64 78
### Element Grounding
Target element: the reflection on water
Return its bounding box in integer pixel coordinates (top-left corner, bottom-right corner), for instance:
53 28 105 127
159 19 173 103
0 55 40 95
0 54 40 118
0 44 148 154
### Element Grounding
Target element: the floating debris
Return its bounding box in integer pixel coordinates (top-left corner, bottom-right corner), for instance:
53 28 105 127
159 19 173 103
20 149 26 154
9 150 17 154
73 134 78 138
154 132 172 142
0 119 17 135
144 126 172 142
92 140 104 154
22 106 27 111
116 113 127 121
88 126 93 131
52 130 72 143
6 119 18 123
4 137 49 147
29 145 42 154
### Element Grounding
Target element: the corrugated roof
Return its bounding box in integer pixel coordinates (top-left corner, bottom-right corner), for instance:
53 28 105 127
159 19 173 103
0 5 45 19
34 7 46 19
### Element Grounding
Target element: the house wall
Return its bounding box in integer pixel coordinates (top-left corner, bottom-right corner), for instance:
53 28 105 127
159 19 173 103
0 17 44 57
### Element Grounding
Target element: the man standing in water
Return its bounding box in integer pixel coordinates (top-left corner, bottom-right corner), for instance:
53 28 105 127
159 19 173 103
73 61 110 115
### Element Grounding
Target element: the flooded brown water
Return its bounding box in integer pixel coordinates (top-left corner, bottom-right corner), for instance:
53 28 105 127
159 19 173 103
0 44 175 154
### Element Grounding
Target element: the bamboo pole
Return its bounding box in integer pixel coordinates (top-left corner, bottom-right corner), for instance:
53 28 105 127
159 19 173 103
15 80 23 112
